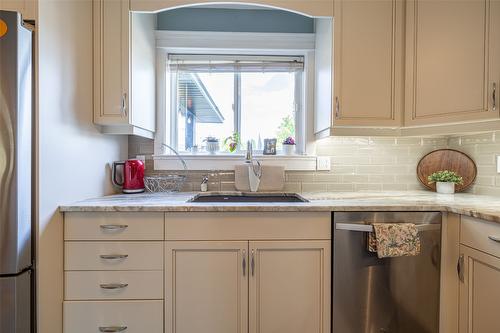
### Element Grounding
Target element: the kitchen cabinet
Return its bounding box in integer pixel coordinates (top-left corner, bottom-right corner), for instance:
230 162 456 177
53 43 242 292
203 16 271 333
63 212 165 333
165 241 249 333
0 0 35 21
458 246 500 333
63 211 331 333
93 0 156 138
249 241 330 333
405 0 500 126
332 0 405 128
459 216 500 333
165 212 331 333
165 240 330 333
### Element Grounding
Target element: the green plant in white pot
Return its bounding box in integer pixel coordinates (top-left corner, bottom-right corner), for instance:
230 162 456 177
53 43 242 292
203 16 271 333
427 170 463 194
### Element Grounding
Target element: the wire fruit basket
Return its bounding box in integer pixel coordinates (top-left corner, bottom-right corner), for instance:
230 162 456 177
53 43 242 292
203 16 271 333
144 143 188 193
144 174 186 192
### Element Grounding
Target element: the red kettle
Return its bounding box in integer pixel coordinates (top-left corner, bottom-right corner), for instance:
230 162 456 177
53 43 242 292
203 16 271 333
112 159 145 193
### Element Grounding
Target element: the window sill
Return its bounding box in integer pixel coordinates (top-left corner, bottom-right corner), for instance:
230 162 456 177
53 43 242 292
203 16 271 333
152 154 318 171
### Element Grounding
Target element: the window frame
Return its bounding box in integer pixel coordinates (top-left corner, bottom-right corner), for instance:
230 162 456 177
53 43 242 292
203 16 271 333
170 63 303 154
154 31 317 170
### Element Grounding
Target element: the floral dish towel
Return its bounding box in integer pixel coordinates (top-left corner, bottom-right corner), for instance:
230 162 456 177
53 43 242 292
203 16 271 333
367 223 421 258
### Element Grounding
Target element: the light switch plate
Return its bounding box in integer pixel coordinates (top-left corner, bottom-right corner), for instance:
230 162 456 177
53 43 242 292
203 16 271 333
497 155 500 173
316 156 331 171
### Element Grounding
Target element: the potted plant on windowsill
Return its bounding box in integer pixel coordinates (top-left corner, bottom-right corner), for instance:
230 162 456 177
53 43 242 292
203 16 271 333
282 137 296 155
427 170 463 194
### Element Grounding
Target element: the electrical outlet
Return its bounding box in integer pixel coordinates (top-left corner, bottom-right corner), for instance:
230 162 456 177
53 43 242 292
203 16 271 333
316 156 331 171
497 155 500 174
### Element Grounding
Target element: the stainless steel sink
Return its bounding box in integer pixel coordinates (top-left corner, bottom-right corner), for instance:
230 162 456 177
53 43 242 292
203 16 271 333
187 192 309 203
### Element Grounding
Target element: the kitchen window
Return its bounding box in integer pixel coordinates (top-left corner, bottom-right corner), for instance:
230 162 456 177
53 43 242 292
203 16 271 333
167 54 305 154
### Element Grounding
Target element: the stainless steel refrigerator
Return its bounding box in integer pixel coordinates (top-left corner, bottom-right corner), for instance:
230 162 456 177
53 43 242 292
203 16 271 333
0 10 33 333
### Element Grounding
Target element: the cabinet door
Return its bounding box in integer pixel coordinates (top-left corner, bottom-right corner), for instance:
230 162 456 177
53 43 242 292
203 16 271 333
249 240 330 333
405 0 500 126
459 245 500 333
0 0 35 21
165 241 248 333
93 0 129 124
333 0 404 127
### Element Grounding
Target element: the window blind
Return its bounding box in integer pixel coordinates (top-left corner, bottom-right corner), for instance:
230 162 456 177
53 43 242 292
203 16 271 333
168 54 304 73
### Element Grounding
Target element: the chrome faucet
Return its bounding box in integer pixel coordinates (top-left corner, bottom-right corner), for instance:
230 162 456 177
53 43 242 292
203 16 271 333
245 140 262 191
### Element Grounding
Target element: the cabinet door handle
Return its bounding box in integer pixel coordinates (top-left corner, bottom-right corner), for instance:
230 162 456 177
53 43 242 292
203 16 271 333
488 235 500 243
99 283 129 290
100 254 129 260
457 254 464 283
121 93 127 116
242 250 247 276
335 96 340 118
251 250 255 277
100 224 128 231
493 83 497 111
99 326 127 332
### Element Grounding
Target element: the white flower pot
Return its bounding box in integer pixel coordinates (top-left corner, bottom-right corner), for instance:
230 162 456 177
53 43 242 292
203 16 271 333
436 182 455 194
282 144 295 155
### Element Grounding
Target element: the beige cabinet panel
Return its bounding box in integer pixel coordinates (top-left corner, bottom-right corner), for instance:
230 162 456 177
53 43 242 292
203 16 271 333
249 240 331 333
405 0 500 125
165 241 248 333
64 241 164 271
65 270 164 300
94 0 129 121
64 212 164 241
1 0 35 21
93 0 156 138
130 0 333 17
459 245 500 333
333 0 404 127
64 300 163 333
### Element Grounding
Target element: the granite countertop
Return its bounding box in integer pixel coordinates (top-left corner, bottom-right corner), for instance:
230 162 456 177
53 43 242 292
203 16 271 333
59 191 500 224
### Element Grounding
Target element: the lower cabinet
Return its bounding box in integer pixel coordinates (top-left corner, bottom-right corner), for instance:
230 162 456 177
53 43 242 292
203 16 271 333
166 240 331 333
459 246 500 333
459 216 500 333
165 241 248 333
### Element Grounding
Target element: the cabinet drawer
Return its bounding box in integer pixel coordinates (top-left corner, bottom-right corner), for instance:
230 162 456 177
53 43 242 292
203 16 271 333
165 212 331 240
65 241 163 271
64 212 164 240
65 271 163 300
461 216 500 258
64 300 163 333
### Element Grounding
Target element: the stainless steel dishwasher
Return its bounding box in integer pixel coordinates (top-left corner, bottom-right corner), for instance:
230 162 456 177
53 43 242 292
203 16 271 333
333 212 442 333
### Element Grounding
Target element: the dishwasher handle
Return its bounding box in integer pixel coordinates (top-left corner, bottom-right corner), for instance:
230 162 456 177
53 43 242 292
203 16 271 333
336 223 441 232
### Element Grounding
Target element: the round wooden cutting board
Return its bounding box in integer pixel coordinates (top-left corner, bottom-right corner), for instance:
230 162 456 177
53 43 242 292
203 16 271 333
416 149 477 192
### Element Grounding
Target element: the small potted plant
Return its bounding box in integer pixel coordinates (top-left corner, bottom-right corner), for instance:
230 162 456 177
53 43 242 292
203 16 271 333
224 132 240 153
427 170 463 194
282 137 296 155
204 136 219 154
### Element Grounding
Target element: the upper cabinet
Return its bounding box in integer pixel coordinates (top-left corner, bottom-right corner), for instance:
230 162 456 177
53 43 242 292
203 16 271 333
333 0 404 127
93 0 156 139
0 0 35 21
405 0 500 126
130 0 333 17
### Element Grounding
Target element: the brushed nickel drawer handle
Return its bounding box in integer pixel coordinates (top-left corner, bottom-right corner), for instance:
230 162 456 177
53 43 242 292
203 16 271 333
99 254 129 260
251 250 255 277
488 235 500 243
99 326 127 332
242 250 246 277
100 224 128 231
457 254 464 283
99 283 128 290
